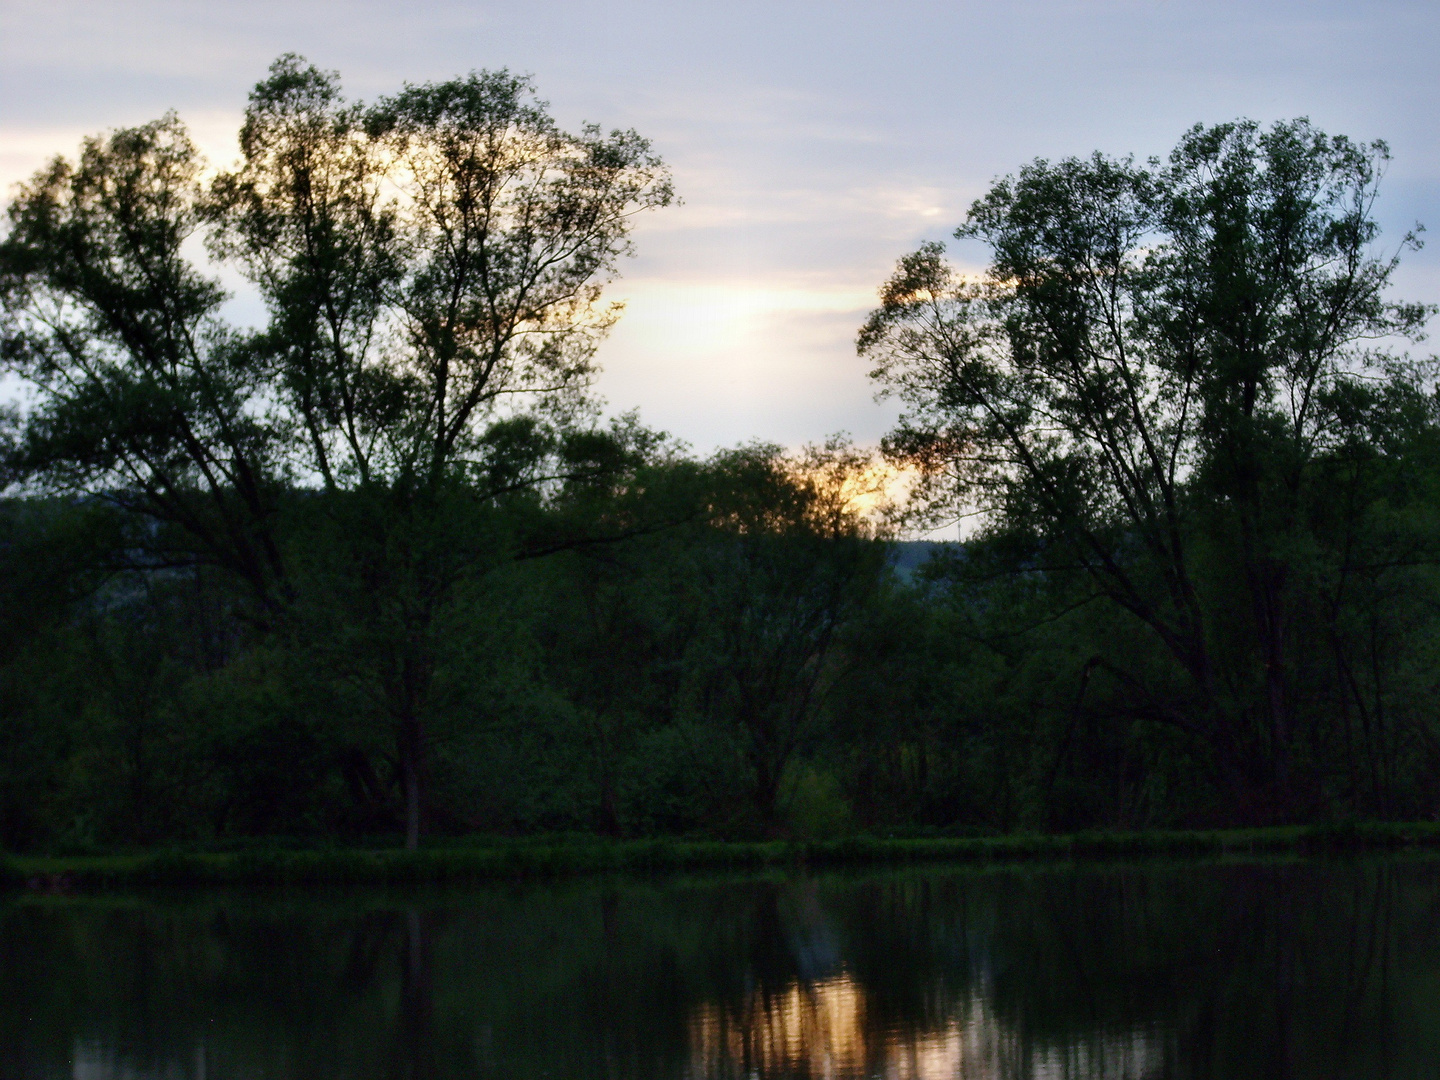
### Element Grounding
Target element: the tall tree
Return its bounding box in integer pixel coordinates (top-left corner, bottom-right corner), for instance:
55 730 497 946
679 440 890 832
859 119 1433 813
0 115 289 606
2 55 673 846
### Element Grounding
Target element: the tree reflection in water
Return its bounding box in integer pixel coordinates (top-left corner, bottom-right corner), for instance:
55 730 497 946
689 976 1163 1079
2 859 1438 1079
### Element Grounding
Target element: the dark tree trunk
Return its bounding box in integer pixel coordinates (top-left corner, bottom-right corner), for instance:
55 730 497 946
392 644 434 852
399 709 423 852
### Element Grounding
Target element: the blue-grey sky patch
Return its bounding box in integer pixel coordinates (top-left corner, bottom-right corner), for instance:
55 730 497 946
3 0 1436 450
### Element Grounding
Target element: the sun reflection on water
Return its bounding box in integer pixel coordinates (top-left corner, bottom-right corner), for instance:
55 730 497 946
687 972 1162 1080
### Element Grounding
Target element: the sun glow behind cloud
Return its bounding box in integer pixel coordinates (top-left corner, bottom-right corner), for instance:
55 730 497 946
605 278 876 363
595 276 889 450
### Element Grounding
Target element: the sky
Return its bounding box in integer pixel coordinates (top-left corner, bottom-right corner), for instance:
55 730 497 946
2 0 1438 452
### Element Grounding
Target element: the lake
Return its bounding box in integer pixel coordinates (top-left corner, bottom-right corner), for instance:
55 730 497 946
4 856 1439 1078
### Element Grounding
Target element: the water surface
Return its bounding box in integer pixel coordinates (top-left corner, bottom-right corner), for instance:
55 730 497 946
5 857 1440 1078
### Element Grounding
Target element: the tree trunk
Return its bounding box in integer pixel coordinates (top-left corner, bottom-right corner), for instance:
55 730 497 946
400 707 423 851
393 645 433 852
594 717 621 837
1257 564 1292 809
597 764 621 838
750 746 785 837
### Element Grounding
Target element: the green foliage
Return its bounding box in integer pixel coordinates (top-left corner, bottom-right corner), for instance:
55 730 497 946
1 55 675 849
4 95 1440 850
861 118 1440 825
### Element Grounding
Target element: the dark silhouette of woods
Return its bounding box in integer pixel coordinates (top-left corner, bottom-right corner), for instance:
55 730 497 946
860 120 1439 826
2 62 1439 850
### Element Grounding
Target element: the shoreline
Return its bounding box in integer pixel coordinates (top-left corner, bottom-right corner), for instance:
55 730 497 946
8 821 1440 891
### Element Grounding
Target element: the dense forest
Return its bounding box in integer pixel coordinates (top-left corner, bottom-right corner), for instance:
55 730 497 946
1 57 1437 852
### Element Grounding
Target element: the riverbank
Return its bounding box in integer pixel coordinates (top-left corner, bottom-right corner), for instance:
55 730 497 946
7 821 1440 891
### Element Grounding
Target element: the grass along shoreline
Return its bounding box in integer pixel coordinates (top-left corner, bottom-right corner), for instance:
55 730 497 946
8 821 1440 891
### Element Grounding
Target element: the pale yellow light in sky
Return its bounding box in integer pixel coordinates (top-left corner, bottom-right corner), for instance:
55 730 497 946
610 280 875 349
594 275 886 445
0 113 244 194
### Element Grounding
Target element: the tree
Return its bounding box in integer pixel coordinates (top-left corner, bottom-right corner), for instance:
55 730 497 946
675 439 890 833
519 439 888 837
1 55 674 846
859 119 1434 816
0 115 289 606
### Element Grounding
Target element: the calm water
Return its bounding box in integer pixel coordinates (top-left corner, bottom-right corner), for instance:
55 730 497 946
4 858 1440 1079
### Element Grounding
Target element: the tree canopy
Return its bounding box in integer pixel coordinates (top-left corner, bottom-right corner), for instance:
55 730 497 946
2 99 1439 848
861 119 1437 817
1 55 676 847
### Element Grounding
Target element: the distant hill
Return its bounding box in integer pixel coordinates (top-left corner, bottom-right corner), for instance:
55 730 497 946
889 540 959 582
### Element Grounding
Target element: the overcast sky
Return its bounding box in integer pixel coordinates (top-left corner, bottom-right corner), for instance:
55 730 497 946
3 0 1437 451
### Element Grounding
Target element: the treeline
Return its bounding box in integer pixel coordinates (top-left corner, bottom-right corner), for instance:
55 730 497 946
0 439 901 848
2 58 1439 851
4 407 1440 849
